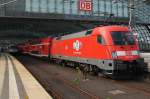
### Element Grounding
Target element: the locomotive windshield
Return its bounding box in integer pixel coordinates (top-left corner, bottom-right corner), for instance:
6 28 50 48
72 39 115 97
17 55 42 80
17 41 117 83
111 31 135 45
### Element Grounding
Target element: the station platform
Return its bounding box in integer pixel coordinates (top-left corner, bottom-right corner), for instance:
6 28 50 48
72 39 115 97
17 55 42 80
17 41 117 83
0 53 52 99
140 53 150 72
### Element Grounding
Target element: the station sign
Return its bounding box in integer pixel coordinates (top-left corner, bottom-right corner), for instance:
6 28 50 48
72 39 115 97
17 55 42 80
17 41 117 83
78 0 92 11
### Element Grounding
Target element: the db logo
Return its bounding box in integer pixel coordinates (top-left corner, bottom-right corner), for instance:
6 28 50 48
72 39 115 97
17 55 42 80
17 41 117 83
73 40 82 51
79 0 92 11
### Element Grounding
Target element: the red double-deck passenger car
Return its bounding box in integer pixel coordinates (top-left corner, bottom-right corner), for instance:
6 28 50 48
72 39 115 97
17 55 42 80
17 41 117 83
28 37 53 57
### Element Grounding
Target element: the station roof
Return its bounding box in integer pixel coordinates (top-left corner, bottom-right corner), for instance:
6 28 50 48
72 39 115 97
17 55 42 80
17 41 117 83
0 17 95 47
0 0 150 47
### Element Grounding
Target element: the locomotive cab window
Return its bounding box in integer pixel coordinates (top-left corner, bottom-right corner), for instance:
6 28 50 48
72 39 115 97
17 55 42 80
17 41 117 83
97 35 106 45
111 31 135 45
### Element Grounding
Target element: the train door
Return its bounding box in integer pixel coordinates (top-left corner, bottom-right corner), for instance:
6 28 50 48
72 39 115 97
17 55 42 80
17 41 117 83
97 35 111 59
96 34 114 74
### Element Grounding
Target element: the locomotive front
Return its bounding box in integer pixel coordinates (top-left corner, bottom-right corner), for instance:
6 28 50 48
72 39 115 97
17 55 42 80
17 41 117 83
103 26 147 78
111 31 139 61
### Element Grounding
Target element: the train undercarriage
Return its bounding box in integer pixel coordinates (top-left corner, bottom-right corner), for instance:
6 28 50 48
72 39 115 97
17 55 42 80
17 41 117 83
51 58 148 79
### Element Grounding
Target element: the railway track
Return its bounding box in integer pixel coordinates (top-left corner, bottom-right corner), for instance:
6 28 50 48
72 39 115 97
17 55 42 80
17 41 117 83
37 66 100 99
14 54 150 99
34 62 150 99
116 81 150 96
38 77 63 99
98 76 150 96
18 55 100 99
22 64 63 99
57 76 99 99
27 59 101 99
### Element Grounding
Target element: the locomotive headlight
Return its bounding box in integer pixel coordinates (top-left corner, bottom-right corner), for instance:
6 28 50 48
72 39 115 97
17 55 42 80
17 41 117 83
112 52 117 58
116 51 126 56
112 51 126 58
131 50 139 55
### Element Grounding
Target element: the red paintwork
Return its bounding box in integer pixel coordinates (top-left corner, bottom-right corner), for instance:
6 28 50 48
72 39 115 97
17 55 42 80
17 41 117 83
17 42 31 53
18 26 140 61
19 37 53 56
28 39 40 53
51 26 140 61
39 37 52 56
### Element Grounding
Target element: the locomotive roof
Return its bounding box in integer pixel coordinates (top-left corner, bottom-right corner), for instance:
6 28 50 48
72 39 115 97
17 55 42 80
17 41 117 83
97 25 129 31
55 25 128 40
55 29 93 40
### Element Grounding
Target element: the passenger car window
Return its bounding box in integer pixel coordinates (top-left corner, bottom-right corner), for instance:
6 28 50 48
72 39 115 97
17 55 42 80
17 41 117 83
97 35 106 44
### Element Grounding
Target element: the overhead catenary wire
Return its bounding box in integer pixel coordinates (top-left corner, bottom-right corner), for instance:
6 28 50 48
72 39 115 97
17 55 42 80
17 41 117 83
0 0 17 7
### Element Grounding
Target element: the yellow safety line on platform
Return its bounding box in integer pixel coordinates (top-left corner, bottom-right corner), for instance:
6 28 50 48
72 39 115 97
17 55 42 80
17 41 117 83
7 55 20 99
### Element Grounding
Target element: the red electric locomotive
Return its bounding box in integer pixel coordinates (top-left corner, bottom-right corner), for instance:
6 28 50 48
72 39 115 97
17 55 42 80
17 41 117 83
17 25 147 78
51 26 147 77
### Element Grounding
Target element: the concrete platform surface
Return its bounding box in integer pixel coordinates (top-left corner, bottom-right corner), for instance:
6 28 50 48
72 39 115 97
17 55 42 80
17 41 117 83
140 53 150 72
0 53 52 99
